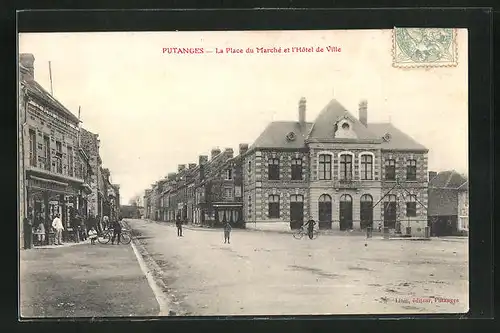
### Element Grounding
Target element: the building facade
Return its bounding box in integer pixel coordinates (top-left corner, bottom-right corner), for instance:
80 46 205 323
428 170 468 236
143 97 429 236
242 98 429 236
19 53 92 243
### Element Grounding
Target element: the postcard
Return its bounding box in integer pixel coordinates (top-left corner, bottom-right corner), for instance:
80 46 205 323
18 28 468 318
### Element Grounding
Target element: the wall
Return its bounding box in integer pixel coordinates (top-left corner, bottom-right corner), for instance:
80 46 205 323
457 190 469 231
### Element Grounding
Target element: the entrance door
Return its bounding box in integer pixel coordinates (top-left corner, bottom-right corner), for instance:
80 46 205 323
360 194 373 229
318 194 332 229
339 194 353 230
383 194 397 229
290 195 304 229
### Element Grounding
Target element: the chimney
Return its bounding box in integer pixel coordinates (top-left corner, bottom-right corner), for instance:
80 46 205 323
188 163 197 169
178 164 186 172
167 172 177 180
298 97 306 127
198 155 208 165
211 148 221 160
239 143 249 156
20 53 35 80
224 148 234 159
428 171 437 181
359 99 368 126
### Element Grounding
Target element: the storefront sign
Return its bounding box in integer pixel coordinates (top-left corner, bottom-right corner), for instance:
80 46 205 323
28 177 79 196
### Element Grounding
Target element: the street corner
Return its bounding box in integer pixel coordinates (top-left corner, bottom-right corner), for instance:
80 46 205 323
20 241 160 318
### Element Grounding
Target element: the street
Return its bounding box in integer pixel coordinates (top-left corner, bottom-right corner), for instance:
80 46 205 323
127 219 469 316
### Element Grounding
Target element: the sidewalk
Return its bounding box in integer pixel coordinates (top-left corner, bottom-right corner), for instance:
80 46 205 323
20 242 160 318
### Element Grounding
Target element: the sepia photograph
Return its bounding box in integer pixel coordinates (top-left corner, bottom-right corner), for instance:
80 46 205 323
18 28 469 318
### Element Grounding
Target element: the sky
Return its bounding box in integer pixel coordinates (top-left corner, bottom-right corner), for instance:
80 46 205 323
19 30 468 204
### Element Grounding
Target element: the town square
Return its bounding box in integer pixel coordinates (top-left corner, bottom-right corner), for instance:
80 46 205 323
18 29 469 318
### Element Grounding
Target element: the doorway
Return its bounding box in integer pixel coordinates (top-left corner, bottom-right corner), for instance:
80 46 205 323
339 194 353 230
290 194 304 229
383 194 397 229
360 194 373 229
318 194 332 229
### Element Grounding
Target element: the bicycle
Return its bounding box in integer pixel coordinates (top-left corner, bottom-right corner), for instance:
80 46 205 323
97 228 132 245
292 226 319 240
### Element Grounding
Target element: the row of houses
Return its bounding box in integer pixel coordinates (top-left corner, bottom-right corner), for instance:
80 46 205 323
19 53 120 247
144 97 468 237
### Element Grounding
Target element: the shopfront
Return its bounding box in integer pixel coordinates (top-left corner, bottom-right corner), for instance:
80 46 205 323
213 202 243 227
26 170 84 244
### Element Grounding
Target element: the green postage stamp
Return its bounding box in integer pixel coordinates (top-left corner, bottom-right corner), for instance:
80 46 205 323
393 28 458 68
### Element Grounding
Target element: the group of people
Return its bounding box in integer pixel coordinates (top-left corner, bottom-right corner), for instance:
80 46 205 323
23 207 120 249
174 215 233 243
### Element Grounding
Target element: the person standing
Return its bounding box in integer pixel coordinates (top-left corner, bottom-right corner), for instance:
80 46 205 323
223 221 232 244
111 217 122 245
176 215 183 237
34 212 45 246
23 207 33 249
52 214 64 245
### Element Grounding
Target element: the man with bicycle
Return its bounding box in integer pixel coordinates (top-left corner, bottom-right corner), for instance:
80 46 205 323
304 217 316 239
111 216 123 245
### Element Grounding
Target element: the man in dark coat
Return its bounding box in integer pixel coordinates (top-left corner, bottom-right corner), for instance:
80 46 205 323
23 208 33 249
176 215 183 237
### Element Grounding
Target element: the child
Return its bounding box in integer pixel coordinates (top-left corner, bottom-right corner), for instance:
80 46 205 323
224 221 232 244
88 227 98 245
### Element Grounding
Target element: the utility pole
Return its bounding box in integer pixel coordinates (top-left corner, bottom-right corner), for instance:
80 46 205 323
48 61 54 95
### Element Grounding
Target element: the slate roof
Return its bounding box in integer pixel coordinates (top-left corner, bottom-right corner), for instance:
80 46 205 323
20 66 80 124
307 99 379 141
250 121 313 149
250 99 427 151
367 123 428 151
429 171 468 190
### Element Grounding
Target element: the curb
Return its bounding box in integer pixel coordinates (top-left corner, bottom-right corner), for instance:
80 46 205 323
129 240 172 316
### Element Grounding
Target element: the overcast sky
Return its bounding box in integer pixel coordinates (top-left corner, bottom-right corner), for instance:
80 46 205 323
19 30 468 204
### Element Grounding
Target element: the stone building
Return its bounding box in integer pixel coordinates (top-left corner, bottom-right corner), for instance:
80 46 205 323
428 170 468 236
242 98 429 236
19 53 92 243
80 128 102 218
196 147 244 227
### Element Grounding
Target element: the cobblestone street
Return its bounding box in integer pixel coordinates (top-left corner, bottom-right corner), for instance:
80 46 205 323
127 219 468 316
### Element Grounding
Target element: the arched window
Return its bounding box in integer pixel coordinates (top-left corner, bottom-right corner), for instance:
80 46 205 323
318 154 332 180
340 194 352 202
318 194 332 225
339 194 353 230
360 194 373 229
268 194 280 218
406 194 417 217
319 194 332 202
268 158 280 180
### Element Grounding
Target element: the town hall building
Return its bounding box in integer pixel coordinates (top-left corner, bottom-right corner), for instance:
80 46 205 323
242 97 429 236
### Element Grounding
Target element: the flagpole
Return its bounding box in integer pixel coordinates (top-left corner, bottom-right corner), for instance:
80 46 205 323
48 61 54 95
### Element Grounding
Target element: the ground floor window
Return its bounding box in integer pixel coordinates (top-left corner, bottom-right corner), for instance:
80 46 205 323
268 195 280 218
383 194 397 229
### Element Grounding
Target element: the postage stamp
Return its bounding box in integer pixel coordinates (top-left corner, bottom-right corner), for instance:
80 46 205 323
392 28 458 68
